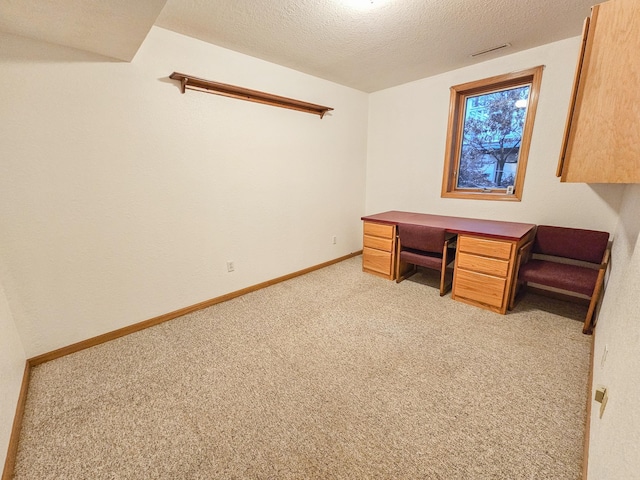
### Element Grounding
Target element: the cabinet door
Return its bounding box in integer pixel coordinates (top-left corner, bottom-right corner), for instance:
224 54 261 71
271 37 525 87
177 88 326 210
457 252 509 278
454 269 507 309
559 0 640 183
363 247 393 277
458 236 512 260
363 222 394 239
557 15 591 178
363 235 393 251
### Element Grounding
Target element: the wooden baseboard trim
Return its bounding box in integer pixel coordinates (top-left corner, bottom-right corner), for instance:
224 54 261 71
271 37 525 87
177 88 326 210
582 328 595 480
2 361 31 480
29 251 362 366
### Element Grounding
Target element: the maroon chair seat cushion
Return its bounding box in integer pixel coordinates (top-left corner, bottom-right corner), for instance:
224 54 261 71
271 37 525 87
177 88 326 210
518 259 599 296
400 248 444 270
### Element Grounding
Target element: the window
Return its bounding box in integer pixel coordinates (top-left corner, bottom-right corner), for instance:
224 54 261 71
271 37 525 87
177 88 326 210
441 66 543 201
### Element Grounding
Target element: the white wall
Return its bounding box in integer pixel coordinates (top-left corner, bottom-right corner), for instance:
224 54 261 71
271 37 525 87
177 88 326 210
0 275 26 472
366 37 623 233
588 184 640 479
0 27 368 357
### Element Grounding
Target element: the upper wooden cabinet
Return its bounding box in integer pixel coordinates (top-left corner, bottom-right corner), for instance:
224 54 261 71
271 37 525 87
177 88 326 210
557 0 640 183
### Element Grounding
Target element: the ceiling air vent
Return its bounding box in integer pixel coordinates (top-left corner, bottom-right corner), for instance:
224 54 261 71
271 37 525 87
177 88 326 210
470 43 512 58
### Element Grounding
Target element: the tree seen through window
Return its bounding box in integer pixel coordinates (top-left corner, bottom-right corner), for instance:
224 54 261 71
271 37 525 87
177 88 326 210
458 86 529 189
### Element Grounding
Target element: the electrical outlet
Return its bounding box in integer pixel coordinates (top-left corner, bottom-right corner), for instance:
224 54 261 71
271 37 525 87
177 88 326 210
226 261 235 272
600 392 608 418
595 387 609 418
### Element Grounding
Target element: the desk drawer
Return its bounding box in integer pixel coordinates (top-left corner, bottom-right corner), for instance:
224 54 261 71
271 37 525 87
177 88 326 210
458 235 512 260
364 235 394 252
363 247 393 277
457 252 509 278
455 269 506 308
363 222 395 239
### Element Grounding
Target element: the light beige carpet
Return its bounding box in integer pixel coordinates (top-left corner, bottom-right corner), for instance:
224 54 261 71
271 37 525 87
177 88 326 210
14 256 591 479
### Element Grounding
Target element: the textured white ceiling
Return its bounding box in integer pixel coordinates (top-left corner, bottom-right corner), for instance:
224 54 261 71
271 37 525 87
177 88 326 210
155 0 597 92
0 0 597 91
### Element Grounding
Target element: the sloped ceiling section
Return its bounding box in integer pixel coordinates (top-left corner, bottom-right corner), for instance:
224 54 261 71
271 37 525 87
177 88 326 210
0 0 167 61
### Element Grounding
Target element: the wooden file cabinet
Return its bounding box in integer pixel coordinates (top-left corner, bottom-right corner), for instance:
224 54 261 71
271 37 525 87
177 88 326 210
362 221 396 280
452 235 515 314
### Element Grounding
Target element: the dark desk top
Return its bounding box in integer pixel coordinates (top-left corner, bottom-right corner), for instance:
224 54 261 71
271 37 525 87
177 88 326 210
361 211 535 241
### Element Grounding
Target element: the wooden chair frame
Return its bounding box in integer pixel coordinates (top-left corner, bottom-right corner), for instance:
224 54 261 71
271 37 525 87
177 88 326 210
509 239 611 334
395 233 456 296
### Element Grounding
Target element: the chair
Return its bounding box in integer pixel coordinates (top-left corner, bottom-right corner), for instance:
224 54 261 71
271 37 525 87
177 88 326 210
510 225 610 334
395 224 456 295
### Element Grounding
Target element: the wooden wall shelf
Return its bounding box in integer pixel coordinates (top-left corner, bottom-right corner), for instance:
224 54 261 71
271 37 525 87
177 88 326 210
169 72 333 118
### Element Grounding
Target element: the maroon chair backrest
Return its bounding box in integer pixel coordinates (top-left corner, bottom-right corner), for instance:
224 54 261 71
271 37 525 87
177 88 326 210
397 224 446 253
533 225 609 264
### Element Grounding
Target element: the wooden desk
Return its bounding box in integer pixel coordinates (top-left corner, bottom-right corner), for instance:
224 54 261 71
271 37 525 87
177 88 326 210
361 211 536 314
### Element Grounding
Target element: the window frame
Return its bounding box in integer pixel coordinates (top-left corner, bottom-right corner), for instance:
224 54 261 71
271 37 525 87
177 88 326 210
440 66 544 201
